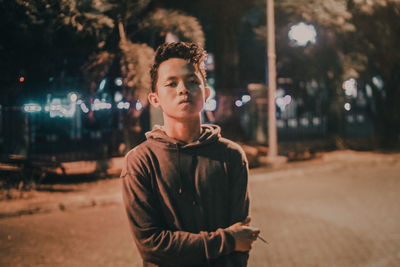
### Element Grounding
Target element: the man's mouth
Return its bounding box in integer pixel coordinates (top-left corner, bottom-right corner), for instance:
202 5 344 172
179 98 192 104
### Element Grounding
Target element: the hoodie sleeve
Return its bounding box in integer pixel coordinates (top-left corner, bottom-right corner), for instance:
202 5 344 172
224 142 251 265
227 144 250 225
121 153 236 266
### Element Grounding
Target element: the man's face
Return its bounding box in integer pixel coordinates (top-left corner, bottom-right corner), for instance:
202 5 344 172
149 58 209 121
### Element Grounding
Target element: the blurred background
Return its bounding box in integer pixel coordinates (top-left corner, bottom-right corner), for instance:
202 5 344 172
0 0 399 266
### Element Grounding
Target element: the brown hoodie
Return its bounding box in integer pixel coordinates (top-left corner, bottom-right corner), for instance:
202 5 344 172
121 124 250 267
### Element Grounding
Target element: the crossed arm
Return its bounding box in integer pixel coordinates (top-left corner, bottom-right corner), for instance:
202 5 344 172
121 156 259 266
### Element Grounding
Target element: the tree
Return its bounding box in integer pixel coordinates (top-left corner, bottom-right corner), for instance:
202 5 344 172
346 0 400 146
251 0 400 147
139 9 205 47
0 0 114 104
81 2 205 101
2 0 206 152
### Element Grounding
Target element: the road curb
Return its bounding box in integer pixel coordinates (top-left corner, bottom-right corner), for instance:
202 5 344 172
0 194 122 219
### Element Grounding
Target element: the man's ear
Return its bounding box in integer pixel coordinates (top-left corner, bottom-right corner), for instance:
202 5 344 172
148 92 161 108
204 87 211 101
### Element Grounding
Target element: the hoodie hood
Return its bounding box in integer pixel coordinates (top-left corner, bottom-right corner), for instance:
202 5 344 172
145 124 221 148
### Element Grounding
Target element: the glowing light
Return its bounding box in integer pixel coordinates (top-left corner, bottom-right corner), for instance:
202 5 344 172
372 76 384 90
365 84 373 97
23 103 42 113
19 77 25 82
276 98 285 107
288 119 298 128
347 115 354 123
241 95 251 103
114 78 123 87
135 100 143 111
207 86 216 100
300 118 309 127
117 101 130 110
277 120 285 128
114 91 123 102
92 98 112 111
204 99 217 112
344 103 351 111
48 98 76 118
99 79 106 91
50 98 61 112
284 95 292 105
235 100 243 107
69 93 78 102
288 22 317 46
205 53 215 71
276 95 292 111
80 103 89 113
312 117 321 126
343 78 357 97
205 54 214 66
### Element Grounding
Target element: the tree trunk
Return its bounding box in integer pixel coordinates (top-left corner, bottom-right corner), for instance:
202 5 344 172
118 20 127 44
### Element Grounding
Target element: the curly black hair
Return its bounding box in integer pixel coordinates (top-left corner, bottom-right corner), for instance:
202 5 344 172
150 42 207 92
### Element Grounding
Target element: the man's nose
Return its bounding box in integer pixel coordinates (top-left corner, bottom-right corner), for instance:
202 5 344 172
177 81 190 95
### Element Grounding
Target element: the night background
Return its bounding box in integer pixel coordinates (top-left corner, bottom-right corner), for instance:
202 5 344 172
0 0 400 266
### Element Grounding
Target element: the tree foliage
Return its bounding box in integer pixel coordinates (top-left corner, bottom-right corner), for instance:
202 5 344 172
348 1 400 144
15 0 114 42
250 0 400 145
139 9 205 47
5 0 205 101
119 41 154 103
78 2 205 102
81 51 115 85
278 0 354 31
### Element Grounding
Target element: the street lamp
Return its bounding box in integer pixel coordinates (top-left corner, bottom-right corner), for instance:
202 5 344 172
288 22 317 47
265 0 287 165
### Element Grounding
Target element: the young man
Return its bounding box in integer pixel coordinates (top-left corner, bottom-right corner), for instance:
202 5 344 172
121 42 259 267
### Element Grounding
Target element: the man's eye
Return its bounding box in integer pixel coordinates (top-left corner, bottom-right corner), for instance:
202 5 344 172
189 79 200 85
166 82 177 87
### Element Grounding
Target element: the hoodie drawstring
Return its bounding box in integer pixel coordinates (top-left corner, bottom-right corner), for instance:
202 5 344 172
177 144 183 195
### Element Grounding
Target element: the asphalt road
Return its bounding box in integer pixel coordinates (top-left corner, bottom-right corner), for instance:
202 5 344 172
1 151 400 266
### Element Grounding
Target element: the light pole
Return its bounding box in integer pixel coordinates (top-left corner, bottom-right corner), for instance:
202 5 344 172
266 0 278 160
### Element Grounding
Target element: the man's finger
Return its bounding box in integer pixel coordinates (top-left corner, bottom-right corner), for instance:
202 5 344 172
242 225 259 230
249 230 259 240
242 225 260 233
242 217 251 225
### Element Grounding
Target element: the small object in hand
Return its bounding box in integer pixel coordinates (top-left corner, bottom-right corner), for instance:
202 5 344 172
242 225 269 244
257 235 269 245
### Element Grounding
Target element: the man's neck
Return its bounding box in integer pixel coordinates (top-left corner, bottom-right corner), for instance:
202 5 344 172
163 115 202 144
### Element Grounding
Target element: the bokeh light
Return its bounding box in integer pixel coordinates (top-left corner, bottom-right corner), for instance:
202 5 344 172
288 22 317 46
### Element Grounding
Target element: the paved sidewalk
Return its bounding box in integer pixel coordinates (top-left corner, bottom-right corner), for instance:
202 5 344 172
1 150 399 219
1 150 400 266
0 178 123 218
248 150 400 267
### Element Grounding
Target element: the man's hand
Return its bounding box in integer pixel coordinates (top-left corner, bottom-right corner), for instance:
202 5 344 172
225 217 260 252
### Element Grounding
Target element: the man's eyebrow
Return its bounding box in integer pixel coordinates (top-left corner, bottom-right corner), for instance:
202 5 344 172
186 73 200 79
164 76 178 81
